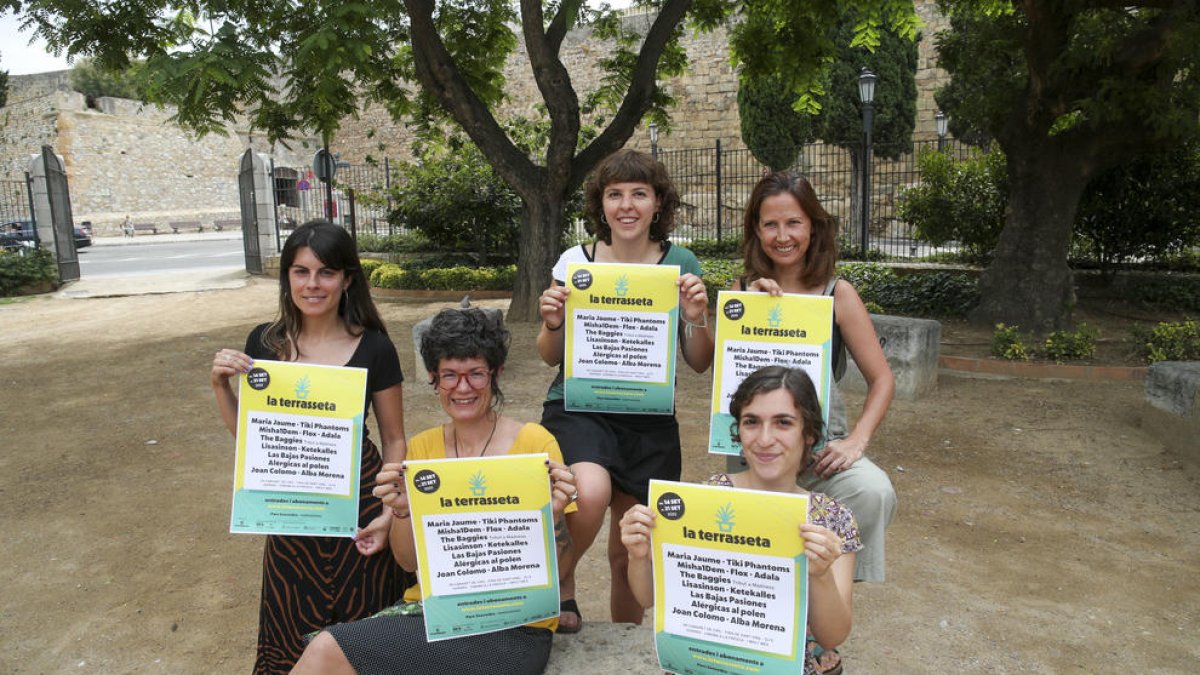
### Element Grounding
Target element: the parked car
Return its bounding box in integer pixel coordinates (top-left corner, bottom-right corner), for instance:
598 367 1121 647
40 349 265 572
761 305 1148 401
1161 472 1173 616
0 219 91 252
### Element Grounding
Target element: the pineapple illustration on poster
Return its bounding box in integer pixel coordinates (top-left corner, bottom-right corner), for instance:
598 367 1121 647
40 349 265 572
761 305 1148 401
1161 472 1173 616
648 480 809 675
708 291 833 455
405 454 559 641
563 262 681 414
230 360 367 536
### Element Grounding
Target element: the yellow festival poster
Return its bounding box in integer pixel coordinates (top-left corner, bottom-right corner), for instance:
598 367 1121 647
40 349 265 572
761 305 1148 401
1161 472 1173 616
405 454 559 641
563 261 681 414
709 291 833 455
230 360 367 536
648 480 809 675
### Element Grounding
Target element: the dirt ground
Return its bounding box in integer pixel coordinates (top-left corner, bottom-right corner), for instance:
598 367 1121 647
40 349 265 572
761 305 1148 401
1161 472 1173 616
1 278 1197 673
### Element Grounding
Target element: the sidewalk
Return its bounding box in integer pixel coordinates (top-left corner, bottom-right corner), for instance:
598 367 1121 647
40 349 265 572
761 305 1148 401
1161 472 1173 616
90 230 242 247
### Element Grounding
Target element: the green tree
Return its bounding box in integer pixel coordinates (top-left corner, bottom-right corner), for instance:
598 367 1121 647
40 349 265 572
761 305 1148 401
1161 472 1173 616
738 11 917 238
69 57 148 104
6 0 917 320
737 73 816 171
0 53 8 108
935 1 1200 331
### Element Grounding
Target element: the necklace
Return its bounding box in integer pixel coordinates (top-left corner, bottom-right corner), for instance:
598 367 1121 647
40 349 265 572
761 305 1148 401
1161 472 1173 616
452 414 499 458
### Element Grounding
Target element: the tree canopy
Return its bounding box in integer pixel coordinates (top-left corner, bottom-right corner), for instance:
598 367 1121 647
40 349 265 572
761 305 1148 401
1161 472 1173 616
934 0 1200 330
4 0 918 320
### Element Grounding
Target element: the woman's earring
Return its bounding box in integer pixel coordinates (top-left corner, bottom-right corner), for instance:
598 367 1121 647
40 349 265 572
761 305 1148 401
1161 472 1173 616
652 212 661 224
600 215 608 226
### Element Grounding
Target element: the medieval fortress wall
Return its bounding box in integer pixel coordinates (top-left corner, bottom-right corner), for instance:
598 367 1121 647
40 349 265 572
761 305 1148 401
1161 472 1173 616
0 3 947 237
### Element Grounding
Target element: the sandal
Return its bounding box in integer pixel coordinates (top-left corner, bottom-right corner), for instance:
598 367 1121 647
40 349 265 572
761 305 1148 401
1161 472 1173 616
811 645 843 675
558 598 583 634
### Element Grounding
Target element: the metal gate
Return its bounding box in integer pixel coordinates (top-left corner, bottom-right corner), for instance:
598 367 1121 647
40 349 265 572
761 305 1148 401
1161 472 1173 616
238 149 263 274
42 146 79 282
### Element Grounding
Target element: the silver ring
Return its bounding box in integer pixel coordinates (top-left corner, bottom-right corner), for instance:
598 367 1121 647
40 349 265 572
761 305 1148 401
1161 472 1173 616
568 491 579 503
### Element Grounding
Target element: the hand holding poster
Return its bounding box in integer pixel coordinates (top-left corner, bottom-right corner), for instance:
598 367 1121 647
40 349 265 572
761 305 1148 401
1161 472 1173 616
230 360 367 536
563 261 681 414
648 480 809 675
709 291 834 455
405 454 559 641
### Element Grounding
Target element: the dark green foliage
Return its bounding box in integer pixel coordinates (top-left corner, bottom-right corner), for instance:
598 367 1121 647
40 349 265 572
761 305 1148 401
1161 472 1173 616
836 262 980 317
69 57 148 102
700 258 742 310
355 232 433 255
1074 145 1200 272
0 248 57 296
0 56 8 108
1042 324 1098 363
738 73 815 171
1125 276 1200 313
815 14 918 159
687 238 742 260
387 133 522 266
899 146 1007 259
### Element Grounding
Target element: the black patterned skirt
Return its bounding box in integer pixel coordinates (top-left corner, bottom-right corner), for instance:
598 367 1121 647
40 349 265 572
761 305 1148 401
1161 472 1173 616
253 438 410 674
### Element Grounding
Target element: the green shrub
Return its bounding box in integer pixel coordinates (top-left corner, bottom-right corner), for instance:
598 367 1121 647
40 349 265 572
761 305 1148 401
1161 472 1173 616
687 237 742 259
991 323 1031 361
1124 276 1200 313
356 232 431 254
837 262 980 317
0 248 57 296
370 263 516 291
898 145 1007 260
1138 320 1200 363
700 258 742 309
359 258 387 278
1042 323 1098 363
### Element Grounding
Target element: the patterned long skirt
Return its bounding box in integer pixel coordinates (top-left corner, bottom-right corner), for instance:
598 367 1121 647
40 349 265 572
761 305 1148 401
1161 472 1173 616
253 438 409 674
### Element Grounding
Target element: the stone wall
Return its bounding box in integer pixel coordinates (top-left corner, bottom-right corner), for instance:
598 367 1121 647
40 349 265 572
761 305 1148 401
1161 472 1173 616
0 3 951 235
338 2 951 162
1 72 316 236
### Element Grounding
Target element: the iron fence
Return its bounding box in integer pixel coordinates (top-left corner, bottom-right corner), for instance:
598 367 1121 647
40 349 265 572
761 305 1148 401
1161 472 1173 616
0 177 33 225
270 160 397 238
657 137 972 258
267 137 972 259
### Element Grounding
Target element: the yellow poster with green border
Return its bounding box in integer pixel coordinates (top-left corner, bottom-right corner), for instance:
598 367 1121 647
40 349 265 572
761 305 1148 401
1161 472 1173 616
230 360 367 536
649 480 809 675
709 291 833 455
563 261 680 414
405 454 558 641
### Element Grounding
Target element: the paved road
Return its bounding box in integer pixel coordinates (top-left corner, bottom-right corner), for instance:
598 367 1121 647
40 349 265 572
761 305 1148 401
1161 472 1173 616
79 238 245 277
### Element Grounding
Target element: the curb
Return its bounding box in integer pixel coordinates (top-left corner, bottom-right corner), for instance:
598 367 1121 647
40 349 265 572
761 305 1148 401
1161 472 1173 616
939 355 1147 382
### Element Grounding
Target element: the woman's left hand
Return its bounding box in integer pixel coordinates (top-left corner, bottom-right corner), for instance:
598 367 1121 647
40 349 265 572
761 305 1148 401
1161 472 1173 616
677 273 709 325
800 523 843 578
810 438 865 478
547 460 577 517
354 512 391 556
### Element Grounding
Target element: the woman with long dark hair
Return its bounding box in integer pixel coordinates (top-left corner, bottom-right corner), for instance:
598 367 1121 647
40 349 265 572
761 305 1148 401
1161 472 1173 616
210 219 408 673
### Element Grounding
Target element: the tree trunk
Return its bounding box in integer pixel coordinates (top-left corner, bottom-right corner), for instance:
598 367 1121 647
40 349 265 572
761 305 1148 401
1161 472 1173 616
970 144 1091 333
508 194 565 322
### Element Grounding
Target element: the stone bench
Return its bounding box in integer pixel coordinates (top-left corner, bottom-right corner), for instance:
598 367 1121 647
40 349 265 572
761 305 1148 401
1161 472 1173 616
1143 361 1200 456
838 314 942 400
212 218 241 231
132 223 159 235
169 220 203 234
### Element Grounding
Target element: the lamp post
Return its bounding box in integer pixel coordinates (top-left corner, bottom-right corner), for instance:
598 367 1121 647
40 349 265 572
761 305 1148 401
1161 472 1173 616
649 122 659 160
936 110 948 152
858 67 876 257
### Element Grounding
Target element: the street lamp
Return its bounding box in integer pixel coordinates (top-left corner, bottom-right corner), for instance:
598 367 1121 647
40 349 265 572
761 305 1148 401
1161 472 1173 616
649 122 659 160
936 110 948 152
858 67 876 257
